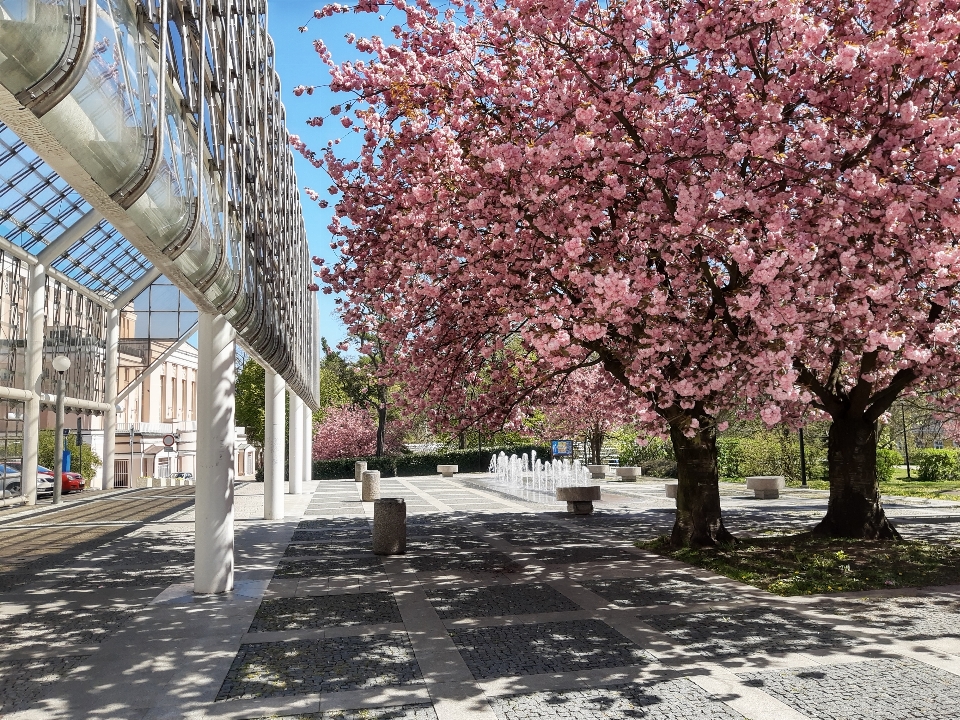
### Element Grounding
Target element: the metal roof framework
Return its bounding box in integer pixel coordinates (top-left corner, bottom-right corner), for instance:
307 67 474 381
0 0 319 413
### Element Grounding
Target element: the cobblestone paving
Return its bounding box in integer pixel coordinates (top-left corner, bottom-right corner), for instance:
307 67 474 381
486 528 588 546
0 655 87 713
448 619 649 679
405 550 523 573
490 680 743 720
406 535 493 551
836 595 960 640
216 634 423 700
0 606 139 650
48 566 190 588
583 576 738 607
274 556 385 578
252 703 439 720
284 542 371 557
526 546 638 565
427 583 580 619
739 658 960 719
297 519 371 531
291 529 372 542
645 607 854 658
249 593 402 632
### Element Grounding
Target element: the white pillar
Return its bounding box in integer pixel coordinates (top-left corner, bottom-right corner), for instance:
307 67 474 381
302 402 312 486
21 262 46 505
263 368 285 520
288 391 304 495
194 313 236 594
101 307 120 490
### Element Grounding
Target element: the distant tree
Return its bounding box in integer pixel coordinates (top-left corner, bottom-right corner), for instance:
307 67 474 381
312 405 406 459
235 358 266 463
38 430 100 482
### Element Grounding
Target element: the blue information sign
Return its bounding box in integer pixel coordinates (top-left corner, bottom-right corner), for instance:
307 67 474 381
551 440 573 457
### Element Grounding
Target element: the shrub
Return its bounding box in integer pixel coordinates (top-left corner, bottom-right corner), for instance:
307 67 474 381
916 449 960 482
311 444 551 480
876 447 904 483
642 458 678 478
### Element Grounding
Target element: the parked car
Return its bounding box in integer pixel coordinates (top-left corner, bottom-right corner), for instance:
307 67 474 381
172 472 193 481
3 463 75 496
1 464 22 499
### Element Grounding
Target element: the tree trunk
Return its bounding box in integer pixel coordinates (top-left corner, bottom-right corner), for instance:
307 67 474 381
669 421 734 547
589 424 603 465
376 405 386 458
458 431 466 450
815 416 900 539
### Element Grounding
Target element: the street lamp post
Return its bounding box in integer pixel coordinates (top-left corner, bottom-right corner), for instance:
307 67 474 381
52 355 71 505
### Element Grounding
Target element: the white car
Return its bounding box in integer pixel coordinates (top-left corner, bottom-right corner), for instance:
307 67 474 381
0 464 54 497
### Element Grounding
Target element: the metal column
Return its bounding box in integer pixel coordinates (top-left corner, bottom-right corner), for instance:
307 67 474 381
21 262 46 505
302 403 312 487
194 313 236 594
264 368 285 520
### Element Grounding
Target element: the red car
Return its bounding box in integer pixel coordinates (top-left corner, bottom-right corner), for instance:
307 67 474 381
36 466 84 493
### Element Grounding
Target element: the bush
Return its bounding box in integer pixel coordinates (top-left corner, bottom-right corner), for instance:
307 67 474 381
613 430 673 467
916 449 960 482
311 444 551 480
642 458 678 478
876 447 904 483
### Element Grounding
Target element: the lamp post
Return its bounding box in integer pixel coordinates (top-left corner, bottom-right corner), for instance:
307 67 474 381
52 355 71 505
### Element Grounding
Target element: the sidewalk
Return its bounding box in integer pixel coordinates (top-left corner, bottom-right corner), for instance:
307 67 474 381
2 475 960 719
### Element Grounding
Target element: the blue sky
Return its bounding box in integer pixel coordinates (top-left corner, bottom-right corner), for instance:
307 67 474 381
269 3 395 349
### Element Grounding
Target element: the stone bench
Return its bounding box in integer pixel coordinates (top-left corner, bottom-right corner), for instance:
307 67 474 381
615 466 642 481
745 475 785 499
665 480 678 498
556 485 601 515
437 464 458 477
586 464 609 480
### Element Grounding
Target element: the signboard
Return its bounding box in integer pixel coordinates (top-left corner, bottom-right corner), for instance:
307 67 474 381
551 439 573 457
162 434 176 448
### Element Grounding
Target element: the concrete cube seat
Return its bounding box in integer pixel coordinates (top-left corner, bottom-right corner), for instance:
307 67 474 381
745 475 785 499
586 464 609 480
556 485 601 514
437 464 459 477
665 480 678 498
615 466 642 481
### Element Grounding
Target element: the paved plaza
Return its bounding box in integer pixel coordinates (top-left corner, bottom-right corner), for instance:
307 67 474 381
2 475 960 719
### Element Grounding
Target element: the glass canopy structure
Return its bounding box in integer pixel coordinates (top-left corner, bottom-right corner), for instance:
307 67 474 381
0 0 319 564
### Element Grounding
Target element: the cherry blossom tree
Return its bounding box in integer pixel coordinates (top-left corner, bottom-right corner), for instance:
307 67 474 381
301 0 960 542
531 365 652 464
312 405 406 459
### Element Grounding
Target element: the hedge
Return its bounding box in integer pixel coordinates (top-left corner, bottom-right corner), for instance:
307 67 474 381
915 449 960 483
311 444 551 480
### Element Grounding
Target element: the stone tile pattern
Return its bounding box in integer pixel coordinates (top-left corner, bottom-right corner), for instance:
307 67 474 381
0 655 88 713
249 593 402 632
491 680 742 720
427 583 580 619
583 576 737 607
284 542 371 557
525 547 638 565
217 634 423 700
253 704 439 720
52 567 189 588
406 550 522 573
645 607 853 658
739 658 960 720
0 607 138 650
274 556 384 578
448 619 649 679
842 595 960 640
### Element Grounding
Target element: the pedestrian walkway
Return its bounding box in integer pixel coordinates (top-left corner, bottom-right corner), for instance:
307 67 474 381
2 475 960 719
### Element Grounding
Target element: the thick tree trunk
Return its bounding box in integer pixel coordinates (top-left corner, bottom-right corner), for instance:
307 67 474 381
589 424 603 465
815 417 900 539
669 421 734 547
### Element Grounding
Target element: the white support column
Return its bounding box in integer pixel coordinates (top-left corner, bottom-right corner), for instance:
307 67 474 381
101 307 120 490
21 262 46 505
194 313 236 595
288 391 304 495
263 368 285 520
302 403 312 486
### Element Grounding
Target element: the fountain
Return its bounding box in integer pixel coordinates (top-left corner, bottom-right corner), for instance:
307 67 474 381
487 451 591 502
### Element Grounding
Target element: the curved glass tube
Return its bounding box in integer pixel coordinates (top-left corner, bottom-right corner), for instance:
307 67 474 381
0 0 74 95
40 0 149 195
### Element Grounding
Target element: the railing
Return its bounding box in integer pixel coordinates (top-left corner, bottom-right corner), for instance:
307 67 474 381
118 421 197 434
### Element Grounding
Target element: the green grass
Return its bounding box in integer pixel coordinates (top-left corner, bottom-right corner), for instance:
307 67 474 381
638 534 960 595
774 475 960 500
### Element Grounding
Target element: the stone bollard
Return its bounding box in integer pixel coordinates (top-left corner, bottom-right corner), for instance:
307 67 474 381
355 461 368 482
372 498 406 555
361 470 381 502
665 480 678 498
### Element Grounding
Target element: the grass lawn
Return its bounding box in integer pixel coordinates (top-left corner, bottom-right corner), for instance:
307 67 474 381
779 475 960 501
638 534 960 595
